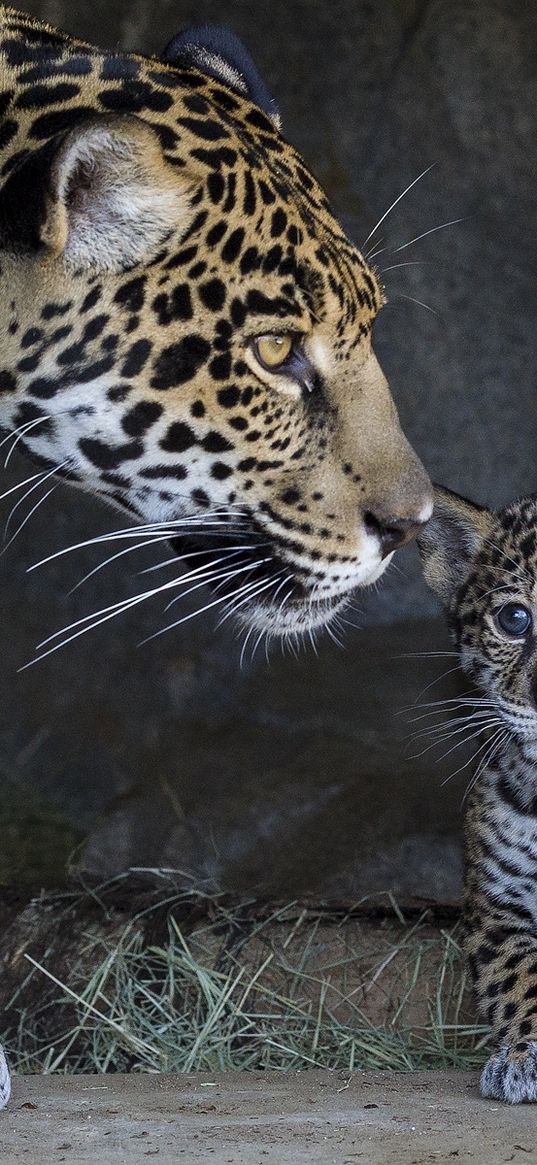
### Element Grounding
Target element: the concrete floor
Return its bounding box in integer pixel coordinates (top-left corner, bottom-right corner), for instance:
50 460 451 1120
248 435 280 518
0 1071 535 1165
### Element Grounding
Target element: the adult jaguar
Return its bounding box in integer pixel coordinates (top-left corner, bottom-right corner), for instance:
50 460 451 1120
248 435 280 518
0 6 431 646
0 7 432 1105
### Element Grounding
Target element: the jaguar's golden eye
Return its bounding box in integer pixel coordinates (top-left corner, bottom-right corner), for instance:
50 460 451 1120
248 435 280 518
253 333 294 370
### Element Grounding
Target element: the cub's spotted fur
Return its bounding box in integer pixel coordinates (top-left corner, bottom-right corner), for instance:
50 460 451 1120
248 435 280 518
420 487 537 1103
0 6 431 643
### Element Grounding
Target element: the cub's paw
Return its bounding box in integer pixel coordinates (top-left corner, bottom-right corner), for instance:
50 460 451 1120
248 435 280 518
481 1042 537 1103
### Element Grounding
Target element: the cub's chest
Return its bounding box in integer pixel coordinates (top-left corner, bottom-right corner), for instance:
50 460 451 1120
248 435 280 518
482 789 537 920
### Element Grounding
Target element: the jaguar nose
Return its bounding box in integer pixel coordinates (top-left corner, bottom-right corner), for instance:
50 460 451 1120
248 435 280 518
364 511 426 558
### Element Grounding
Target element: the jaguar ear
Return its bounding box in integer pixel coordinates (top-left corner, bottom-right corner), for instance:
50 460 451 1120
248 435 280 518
417 486 493 604
161 24 281 131
37 115 195 272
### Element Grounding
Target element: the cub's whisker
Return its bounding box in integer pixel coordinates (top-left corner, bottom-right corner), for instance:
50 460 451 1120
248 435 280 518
441 727 505 786
408 712 502 743
407 663 466 705
410 718 502 760
462 729 509 805
402 697 499 722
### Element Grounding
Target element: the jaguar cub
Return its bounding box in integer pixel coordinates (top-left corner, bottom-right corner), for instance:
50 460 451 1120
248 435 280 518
419 486 537 1102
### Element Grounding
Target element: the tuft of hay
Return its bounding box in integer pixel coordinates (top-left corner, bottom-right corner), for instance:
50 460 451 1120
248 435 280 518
3 881 490 1076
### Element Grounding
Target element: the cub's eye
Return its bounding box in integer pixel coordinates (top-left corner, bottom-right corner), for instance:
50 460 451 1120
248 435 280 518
253 334 294 370
496 602 533 637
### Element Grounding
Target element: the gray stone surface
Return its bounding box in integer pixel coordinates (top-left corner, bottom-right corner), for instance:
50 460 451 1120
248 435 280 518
1 1070 535 1164
1 0 535 897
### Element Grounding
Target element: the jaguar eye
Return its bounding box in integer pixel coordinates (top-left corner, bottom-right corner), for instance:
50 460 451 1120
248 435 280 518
496 602 533 637
253 333 294 370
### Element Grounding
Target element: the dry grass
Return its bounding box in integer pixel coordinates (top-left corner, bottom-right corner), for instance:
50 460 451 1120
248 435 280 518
4 881 490 1077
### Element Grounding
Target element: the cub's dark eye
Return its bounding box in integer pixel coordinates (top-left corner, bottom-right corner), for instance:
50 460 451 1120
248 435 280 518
496 602 533 637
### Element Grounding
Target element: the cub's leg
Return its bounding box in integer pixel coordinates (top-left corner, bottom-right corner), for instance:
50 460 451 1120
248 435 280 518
471 934 537 1102
465 791 537 1103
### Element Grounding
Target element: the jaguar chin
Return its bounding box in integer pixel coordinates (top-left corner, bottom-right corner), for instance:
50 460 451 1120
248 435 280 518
169 516 395 638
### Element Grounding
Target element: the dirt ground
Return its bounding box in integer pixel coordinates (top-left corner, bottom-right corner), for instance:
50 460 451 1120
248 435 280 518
1 1070 535 1165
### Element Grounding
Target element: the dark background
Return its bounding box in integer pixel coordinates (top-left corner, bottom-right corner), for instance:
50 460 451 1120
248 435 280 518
1 0 536 902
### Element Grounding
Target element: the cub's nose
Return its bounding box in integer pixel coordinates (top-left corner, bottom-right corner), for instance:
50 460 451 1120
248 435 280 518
364 510 426 558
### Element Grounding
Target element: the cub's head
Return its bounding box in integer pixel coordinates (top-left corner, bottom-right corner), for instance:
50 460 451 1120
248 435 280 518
419 486 537 744
0 21 432 636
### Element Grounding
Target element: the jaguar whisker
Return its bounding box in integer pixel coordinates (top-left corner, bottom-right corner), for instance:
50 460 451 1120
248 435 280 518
140 565 274 646
34 553 263 651
26 511 250 571
361 163 435 252
3 458 70 544
1 413 54 467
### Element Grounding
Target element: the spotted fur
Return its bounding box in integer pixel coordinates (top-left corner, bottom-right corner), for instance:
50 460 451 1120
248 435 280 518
0 6 431 638
419 487 537 1103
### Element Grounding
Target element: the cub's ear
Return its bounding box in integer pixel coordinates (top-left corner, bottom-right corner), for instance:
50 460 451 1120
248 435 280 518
161 24 281 130
417 485 493 604
0 115 196 272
